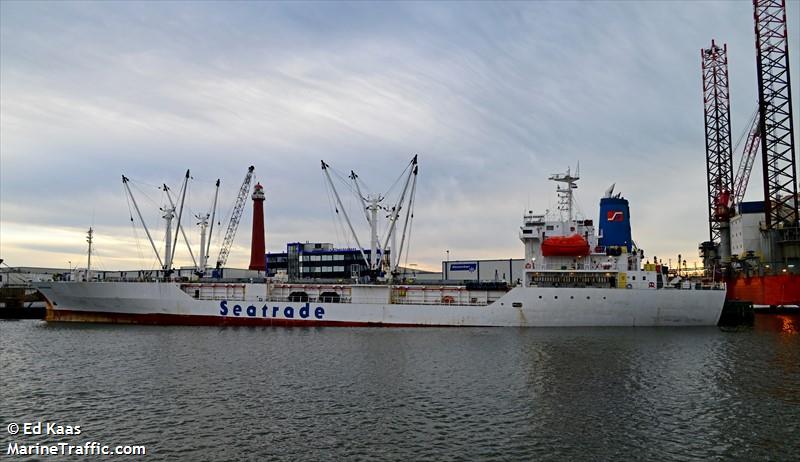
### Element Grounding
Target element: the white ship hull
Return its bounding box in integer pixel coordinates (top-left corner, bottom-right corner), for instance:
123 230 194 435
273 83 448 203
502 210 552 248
35 282 725 327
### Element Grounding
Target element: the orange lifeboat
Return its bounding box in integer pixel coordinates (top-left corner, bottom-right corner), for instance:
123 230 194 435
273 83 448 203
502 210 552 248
541 234 590 257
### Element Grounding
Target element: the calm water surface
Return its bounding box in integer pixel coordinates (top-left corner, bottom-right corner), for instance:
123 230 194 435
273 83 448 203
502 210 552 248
1 315 799 461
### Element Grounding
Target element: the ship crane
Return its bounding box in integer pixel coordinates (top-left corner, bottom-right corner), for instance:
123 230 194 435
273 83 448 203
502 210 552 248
215 166 255 270
731 109 761 207
321 156 419 281
122 170 191 280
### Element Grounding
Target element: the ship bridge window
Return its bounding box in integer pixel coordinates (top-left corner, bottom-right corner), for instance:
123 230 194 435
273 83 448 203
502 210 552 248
546 225 554 231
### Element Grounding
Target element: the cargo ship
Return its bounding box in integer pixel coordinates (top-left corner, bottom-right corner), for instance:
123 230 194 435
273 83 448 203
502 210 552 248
34 164 726 327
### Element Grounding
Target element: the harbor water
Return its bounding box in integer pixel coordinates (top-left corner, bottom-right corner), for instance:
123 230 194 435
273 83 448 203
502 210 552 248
1 315 799 461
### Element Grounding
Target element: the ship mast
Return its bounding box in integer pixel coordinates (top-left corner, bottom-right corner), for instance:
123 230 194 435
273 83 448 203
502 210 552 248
549 164 580 233
85 227 93 282
161 204 175 273
163 176 198 270
195 179 220 276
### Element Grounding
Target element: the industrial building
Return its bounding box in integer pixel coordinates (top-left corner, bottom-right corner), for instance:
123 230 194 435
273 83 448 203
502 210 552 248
265 242 387 280
442 259 524 283
263 242 528 283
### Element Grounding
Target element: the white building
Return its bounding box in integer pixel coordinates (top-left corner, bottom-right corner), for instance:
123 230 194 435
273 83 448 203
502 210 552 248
730 201 765 259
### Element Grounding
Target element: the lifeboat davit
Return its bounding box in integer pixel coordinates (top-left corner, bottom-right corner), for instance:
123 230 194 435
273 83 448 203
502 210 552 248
541 234 590 257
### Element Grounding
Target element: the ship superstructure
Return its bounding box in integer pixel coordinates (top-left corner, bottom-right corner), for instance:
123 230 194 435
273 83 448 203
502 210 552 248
520 170 663 291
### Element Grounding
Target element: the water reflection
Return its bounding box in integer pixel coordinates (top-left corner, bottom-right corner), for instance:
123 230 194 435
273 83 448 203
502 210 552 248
754 313 800 334
1 320 798 460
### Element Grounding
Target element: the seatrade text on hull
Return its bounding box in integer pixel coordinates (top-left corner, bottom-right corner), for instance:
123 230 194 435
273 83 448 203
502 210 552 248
219 300 326 320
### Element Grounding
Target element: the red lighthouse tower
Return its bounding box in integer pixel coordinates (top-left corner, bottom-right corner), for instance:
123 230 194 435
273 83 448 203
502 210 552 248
248 183 266 271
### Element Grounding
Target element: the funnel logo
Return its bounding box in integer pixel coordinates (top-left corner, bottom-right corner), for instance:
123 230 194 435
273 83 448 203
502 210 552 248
607 211 624 222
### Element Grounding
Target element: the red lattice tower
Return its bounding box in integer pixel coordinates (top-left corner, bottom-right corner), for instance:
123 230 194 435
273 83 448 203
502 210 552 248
702 40 735 244
754 0 798 229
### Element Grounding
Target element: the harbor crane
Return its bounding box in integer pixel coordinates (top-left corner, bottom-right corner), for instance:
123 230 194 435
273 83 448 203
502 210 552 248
215 166 255 270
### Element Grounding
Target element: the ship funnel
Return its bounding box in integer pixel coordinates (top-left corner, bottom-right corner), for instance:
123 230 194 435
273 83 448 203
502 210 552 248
598 195 632 251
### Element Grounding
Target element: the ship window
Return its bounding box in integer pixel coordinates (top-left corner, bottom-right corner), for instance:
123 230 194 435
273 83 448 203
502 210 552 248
289 291 309 302
632 276 636 280
586 296 590 299
538 296 542 299
546 225 554 231
643 276 646 280
603 297 606 300
570 296 574 299
319 291 341 303
554 296 558 299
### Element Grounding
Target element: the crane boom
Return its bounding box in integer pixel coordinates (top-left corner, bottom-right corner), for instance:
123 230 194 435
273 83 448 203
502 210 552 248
732 113 761 207
216 166 255 269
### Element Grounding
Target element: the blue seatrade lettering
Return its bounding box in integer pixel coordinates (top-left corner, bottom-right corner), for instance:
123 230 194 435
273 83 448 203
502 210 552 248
218 300 326 320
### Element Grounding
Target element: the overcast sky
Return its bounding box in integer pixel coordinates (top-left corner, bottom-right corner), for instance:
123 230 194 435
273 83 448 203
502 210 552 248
1 0 798 272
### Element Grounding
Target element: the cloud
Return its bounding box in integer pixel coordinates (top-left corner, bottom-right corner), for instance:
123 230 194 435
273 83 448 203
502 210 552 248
1 1 798 271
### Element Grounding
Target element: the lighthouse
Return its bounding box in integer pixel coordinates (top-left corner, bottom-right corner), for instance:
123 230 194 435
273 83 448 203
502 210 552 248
248 182 266 271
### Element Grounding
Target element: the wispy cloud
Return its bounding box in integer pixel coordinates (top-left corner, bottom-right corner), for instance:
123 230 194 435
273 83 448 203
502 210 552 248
1 1 797 270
